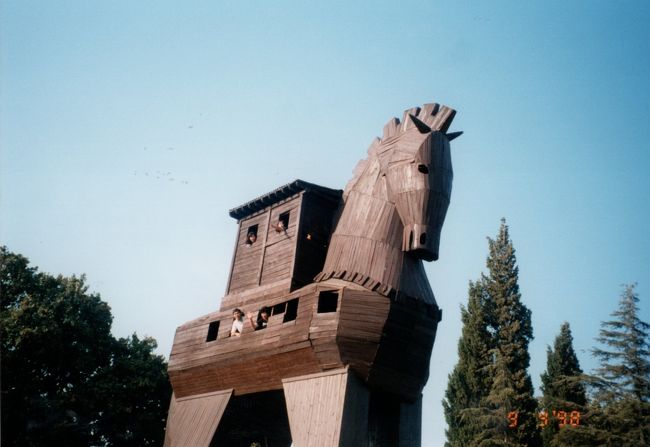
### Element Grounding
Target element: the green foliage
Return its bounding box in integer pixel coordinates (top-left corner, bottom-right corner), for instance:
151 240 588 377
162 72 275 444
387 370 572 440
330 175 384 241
592 284 650 404
443 223 650 446
539 322 587 446
478 219 540 447
587 284 650 445
547 284 650 446
443 281 494 446
444 219 540 447
1 246 172 446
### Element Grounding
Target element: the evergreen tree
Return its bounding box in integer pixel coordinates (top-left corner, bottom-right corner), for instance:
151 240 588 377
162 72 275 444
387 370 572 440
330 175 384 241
588 283 650 445
476 219 540 447
444 280 494 447
539 322 587 446
593 284 650 403
444 219 540 446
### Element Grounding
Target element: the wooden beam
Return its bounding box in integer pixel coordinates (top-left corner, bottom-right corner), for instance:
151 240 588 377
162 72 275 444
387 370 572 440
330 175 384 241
283 368 369 447
163 389 232 447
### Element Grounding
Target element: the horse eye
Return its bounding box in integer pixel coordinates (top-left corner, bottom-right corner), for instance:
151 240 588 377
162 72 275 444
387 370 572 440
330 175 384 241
418 164 429 174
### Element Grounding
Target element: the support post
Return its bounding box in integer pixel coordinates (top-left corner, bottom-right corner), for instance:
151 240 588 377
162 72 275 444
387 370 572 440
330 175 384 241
398 395 422 447
163 389 232 447
283 368 369 447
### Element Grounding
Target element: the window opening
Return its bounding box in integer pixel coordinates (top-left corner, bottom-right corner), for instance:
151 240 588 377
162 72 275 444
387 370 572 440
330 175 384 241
317 291 339 313
206 321 220 342
284 298 299 322
246 224 258 245
276 211 290 232
272 302 286 316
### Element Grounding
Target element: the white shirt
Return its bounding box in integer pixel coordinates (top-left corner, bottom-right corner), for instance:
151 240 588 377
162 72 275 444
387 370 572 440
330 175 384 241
231 318 244 335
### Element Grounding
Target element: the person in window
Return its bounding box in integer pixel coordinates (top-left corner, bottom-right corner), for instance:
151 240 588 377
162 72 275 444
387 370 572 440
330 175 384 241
230 308 244 337
248 307 270 331
246 232 257 245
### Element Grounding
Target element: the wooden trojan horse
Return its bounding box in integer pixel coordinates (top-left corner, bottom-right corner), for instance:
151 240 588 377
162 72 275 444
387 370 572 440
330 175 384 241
164 103 461 446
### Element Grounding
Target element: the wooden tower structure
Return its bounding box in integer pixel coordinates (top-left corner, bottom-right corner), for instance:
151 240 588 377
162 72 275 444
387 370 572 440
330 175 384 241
164 103 461 447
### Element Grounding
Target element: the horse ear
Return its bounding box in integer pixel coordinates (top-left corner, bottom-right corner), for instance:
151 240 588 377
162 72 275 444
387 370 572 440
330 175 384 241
446 131 463 141
408 114 431 134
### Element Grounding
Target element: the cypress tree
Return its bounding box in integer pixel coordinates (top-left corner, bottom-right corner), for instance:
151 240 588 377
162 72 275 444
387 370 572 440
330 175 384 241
444 219 540 446
476 219 540 447
539 322 587 446
444 280 494 447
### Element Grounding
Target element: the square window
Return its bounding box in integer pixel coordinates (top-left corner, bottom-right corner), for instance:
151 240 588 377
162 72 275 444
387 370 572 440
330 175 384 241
276 211 290 232
272 302 286 315
317 291 339 313
245 224 258 245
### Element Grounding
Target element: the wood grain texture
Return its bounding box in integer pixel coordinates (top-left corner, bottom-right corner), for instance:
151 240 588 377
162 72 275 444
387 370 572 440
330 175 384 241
163 389 232 447
283 368 370 447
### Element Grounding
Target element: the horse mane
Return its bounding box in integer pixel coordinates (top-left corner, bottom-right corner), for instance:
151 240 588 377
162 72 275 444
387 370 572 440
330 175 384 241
344 103 456 196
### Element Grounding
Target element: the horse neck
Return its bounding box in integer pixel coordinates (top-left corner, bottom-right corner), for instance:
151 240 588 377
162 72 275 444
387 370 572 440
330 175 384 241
316 155 436 304
317 157 406 295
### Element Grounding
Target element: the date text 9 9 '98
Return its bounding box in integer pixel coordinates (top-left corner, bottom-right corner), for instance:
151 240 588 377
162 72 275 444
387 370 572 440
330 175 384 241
507 410 581 428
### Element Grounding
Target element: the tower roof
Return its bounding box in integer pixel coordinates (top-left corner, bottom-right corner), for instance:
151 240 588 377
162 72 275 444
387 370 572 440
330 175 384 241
228 179 342 220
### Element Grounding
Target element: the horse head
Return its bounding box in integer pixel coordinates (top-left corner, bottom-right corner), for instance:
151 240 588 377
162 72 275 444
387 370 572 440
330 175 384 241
375 104 460 261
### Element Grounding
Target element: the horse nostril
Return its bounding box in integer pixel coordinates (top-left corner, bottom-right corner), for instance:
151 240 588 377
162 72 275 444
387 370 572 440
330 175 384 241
420 233 427 245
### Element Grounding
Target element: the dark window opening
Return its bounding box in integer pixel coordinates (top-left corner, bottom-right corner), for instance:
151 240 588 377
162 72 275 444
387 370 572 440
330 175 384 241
276 211 290 232
206 321 220 342
318 291 339 313
245 224 258 245
272 302 286 316
418 164 429 174
210 390 292 446
283 298 299 322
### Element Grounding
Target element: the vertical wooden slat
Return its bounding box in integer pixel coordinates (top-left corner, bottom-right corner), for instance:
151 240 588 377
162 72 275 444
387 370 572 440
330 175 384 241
256 209 273 286
163 389 232 447
283 368 369 447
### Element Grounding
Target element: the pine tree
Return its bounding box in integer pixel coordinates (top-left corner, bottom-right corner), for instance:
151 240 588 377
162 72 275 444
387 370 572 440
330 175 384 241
588 283 650 445
593 284 650 403
539 322 587 446
444 280 494 447
476 219 540 447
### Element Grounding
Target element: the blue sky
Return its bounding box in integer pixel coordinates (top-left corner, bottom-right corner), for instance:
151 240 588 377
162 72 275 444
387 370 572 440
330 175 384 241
2 1 649 444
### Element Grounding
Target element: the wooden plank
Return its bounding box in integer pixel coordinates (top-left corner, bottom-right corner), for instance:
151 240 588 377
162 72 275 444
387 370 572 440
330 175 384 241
171 347 322 398
163 389 232 447
255 207 272 286
283 368 369 447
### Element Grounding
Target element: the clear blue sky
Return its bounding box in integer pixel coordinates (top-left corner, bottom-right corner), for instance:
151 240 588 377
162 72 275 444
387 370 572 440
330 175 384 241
2 1 649 445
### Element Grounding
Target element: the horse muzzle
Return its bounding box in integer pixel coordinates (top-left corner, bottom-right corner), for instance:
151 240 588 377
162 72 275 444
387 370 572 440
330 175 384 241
402 224 439 261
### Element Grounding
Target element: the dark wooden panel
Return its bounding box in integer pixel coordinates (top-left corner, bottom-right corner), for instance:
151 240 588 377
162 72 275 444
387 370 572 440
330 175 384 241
367 296 439 402
291 191 341 289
